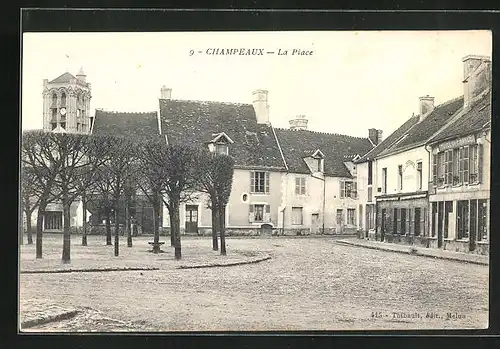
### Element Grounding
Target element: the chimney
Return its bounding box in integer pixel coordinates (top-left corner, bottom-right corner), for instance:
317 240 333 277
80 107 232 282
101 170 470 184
160 86 172 100
368 128 383 145
289 115 308 130
418 95 435 121
462 55 491 108
252 89 270 124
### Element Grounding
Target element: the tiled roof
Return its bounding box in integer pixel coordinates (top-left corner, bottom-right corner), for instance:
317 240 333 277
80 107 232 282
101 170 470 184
159 99 287 170
355 115 420 163
429 91 491 143
377 96 464 157
274 128 374 177
49 72 77 84
92 110 160 142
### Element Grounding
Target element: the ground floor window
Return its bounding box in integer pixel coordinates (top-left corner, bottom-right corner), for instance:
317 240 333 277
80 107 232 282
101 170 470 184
457 200 470 240
400 208 407 235
366 204 375 230
443 201 453 239
336 209 343 225
44 211 62 230
431 202 437 237
292 207 303 225
347 208 356 225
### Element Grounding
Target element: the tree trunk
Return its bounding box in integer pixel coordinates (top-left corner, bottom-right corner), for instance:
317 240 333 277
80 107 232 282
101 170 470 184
36 198 47 259
105 207 112 245
82 194 88 246
211 202 219 251
172 199 182 260
152 205 160 254
219 205 227 256
169 208 175 247
25 207 33 245
61 192 71 263
126 203 132 247
114 199 120 257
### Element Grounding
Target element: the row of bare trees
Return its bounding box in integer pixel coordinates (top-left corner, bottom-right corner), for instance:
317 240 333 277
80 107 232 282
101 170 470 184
21 130 235 262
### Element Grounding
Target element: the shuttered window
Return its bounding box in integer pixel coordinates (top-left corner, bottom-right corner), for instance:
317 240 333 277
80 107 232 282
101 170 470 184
250 171 269 193
295 177 306 195
432 154 437 186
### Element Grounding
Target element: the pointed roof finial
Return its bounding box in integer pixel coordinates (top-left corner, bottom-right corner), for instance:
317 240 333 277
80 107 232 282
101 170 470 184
77 66 85 76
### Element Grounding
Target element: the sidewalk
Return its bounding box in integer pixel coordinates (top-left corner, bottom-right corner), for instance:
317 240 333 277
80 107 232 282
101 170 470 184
336 238 489 266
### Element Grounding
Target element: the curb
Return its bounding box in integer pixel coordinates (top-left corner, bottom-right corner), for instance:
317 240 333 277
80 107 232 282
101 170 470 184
335 240 489 266
177 256 272 269
21 309 80 329
21 266 160 274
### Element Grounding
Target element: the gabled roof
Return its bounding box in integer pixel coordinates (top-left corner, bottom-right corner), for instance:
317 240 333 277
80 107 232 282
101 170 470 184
92 110 160 142
376 96 464 158
159 99 287 170
274 129 374 177
355 115 420 163
429 91 491 144
49 72 77 84
209 132 235 144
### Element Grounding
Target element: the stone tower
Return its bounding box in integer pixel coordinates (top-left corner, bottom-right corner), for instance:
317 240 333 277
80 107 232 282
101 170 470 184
42 67 92 134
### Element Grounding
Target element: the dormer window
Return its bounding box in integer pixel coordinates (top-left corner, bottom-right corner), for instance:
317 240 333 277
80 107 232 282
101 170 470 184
312 149 325 173
215 143 229 155
208 132 234 156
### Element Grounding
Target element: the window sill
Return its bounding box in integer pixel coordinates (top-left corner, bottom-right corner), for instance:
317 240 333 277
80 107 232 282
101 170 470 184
250 193 270 196
476 241 489 245
455 239 470 242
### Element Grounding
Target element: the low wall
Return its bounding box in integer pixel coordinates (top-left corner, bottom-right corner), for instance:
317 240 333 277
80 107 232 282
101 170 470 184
443 240 489 255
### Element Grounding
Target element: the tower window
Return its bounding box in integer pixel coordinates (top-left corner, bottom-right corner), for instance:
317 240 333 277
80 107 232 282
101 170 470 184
61 92 66 107
51 93 57 107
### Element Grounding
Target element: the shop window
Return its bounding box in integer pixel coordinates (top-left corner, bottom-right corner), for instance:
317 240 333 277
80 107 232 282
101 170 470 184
456 200 470 240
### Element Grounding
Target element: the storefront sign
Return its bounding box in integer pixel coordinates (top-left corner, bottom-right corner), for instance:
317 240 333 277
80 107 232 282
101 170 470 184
438 134 476 152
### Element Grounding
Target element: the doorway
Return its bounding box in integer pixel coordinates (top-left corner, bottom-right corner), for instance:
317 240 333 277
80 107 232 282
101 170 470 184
311 214 320 234
414 208 421 236
381 208 386 241
437 201 444 248
185 205 199 234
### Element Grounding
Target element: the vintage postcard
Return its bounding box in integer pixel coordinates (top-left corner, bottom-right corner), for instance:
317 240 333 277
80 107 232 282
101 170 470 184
20 29 491 332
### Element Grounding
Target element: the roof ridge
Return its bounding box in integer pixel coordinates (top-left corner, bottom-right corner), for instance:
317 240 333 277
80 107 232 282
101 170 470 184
161 98 252 107
275 127 370 141
97 110 157 114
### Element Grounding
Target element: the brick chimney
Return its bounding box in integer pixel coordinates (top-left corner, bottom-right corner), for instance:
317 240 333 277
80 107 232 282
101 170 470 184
418 95 435 121
160 86 172 100
368 128 383 145
462 55 491 108
252 89 270 124
289 115 308 130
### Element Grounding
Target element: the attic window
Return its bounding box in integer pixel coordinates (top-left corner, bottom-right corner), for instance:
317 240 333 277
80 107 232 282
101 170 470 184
215 143 229 155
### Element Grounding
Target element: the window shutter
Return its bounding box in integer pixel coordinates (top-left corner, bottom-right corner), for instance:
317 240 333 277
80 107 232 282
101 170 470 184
265 172 270 193
478 143 484 183
264 204 271 222
295 177 300 194
340 181 345 198
248 205 254 223
250 172 254 193
353 181 357 199
432 154 437 185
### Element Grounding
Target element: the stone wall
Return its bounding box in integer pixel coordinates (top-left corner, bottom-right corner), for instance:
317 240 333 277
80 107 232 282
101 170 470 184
443 240 489 255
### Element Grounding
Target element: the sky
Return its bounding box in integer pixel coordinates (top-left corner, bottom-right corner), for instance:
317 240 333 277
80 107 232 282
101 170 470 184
21 30 491 139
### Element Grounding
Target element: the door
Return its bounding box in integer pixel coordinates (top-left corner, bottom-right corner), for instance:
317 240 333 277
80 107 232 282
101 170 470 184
359 204 363 232
437 202 444 247
185 205 199 234
44 211 63 231
414 208 421 236
381 208 386 241
311 214 320 234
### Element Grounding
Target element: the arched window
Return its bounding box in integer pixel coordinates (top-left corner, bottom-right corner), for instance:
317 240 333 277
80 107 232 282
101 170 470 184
61 92 66 106
51 92 57 106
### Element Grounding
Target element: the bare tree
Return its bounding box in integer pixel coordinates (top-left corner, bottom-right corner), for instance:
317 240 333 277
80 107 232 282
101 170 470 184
139 140 199 259
196 151 235 252
212 155 235 255
20 165 40 245
103 136 136 257
21 131 63 258
51 133 109 263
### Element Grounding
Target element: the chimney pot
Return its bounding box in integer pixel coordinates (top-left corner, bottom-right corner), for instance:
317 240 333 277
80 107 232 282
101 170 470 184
462 54 492 108
418 95 435 121
252 89 270 124
289 115 308 130
161 86 172 100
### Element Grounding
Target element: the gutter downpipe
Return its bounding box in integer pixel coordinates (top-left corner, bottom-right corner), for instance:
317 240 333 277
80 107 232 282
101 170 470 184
323 175 326 234
424 143 432 239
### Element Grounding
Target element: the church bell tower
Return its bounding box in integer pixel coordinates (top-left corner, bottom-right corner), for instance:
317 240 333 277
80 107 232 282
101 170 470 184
42 67 92 134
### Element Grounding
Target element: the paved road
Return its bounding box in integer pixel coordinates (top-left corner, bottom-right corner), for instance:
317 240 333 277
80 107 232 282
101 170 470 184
20 238 488 331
